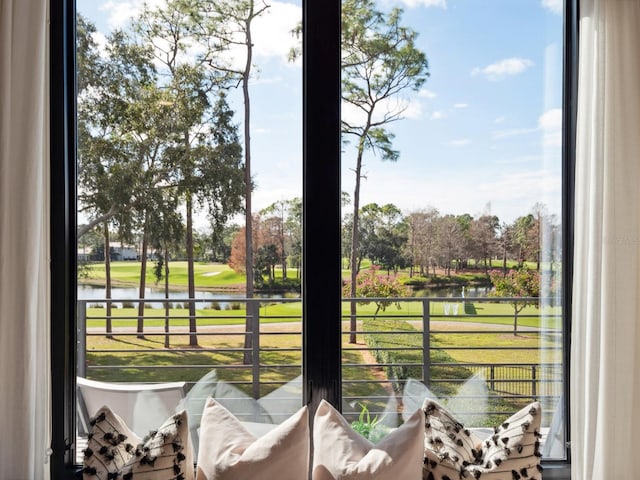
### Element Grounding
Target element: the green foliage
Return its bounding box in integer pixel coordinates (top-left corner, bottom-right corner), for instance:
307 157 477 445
363 316 471 396
350 403 390 442
343 265 409 315
488 268 540 334
489 268 540 309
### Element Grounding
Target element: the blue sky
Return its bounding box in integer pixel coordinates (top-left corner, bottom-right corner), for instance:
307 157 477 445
78 0 563 225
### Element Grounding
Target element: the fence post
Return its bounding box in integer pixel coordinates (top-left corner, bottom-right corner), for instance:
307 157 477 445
248 300 261 400
490 365 495 391
532 365 537 399
422 299 431 387
78 301 87 378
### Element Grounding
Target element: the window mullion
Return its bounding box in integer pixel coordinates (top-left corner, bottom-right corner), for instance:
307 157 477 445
302 0 343 414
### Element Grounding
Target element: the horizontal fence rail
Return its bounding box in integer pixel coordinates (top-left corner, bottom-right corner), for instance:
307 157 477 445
77 295 564 433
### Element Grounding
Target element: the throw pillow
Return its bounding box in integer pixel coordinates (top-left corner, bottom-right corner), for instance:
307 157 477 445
82 405 194 480
421 399 485 480
312 399 425 480
195 398 309 480
422 399 543 480
82 406 141 479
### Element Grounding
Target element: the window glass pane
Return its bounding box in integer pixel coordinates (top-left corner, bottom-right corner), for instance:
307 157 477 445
76 0 302 461
340 0 565 460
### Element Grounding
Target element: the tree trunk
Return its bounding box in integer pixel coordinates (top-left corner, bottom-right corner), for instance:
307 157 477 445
243 4 255 364
349 144 365 344
104 223 112 338
186 193 198 347
137 220 148 339
164 244 170 348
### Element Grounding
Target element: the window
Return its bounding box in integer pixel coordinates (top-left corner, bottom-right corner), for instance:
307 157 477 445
339 0 570 465
50 0 576 477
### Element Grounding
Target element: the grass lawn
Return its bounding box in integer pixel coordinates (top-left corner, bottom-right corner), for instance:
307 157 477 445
82 261 302 290
86 301 304 329
82 283 562 428
85 298 561 331
83 261 246 289
85 326 390 415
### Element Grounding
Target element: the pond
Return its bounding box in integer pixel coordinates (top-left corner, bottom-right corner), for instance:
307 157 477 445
79 284 490 309
412 285 492 298
78 284 284 309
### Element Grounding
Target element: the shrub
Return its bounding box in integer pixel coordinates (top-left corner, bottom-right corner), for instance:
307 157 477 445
363 316 471 396
343 265 409 317
122 301 135 309
209 301 222 310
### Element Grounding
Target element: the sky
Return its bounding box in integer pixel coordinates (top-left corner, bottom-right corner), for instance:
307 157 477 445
77 0 564 226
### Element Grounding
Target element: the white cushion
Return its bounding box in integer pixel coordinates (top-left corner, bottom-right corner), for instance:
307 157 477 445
422 399 543 480
82 405 194 480
312 399 425 480
196 398 309 480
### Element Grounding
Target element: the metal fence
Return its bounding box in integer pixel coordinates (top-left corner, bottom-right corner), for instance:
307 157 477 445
77 295 564 421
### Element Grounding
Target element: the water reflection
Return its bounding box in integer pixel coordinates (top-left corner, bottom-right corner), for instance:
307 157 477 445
78 284 284 309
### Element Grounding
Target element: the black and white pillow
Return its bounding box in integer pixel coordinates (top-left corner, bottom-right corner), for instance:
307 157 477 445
422 399 543 480
422 399 485 480
82 405 194 480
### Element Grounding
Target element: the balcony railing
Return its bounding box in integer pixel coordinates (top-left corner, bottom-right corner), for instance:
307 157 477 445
77 295 563 426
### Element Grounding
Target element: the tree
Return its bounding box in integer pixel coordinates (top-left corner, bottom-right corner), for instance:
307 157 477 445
196 0 270 298
343 265 408 319
260 201 289 279
283 198 303 277
358 203 407 274
148 195 184 348
136 2 245 346
405 207 439 277
77 16 158 337
511 214 536 267
469 210 499 272
435 215 463 276
342 0 429 342
489 268 540 335
255 243 280 284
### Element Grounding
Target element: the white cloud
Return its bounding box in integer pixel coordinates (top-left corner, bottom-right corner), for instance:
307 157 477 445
477 170 561 205
539 108 562 148
492 108 562 148
471 57 534 81
538 108 562 130
251 2 302 62
418 88 437 99
494 116 505 124
446 139 471 146
342 96 423 125
403 100 424 120
430 111 444 120
541 0 563 15
393 0 447 8
453 103 469 109
101 0 164 29
99 1 301 70
91 31 108 55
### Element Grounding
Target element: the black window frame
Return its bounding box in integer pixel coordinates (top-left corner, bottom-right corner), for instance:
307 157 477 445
49 0 577 477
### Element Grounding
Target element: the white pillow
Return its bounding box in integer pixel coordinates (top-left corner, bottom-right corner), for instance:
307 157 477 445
82 405 194 480
196 398 309 480
422 399 543 480
312 399 425 480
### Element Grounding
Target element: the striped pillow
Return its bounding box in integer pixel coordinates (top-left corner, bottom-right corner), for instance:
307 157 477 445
422 399 543 480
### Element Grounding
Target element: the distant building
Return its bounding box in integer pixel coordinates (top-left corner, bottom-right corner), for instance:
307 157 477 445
110 246 138 261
